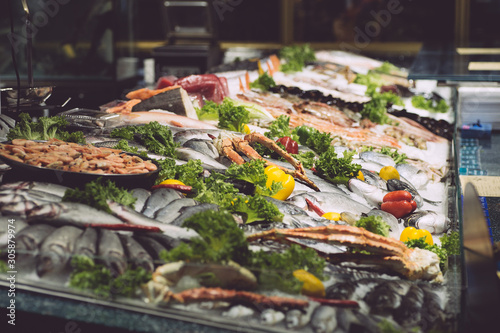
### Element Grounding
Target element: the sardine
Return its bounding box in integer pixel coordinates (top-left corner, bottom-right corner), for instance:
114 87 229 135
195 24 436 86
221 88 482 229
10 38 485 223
154 198 197 223
107 201 199 241
367 209 403 239
311 306 338 333
131 188 151 213
138 232 182 251
142 188 184 218
396 163 429 190
175 147 227 170
36 225 83 276
169 203 219 226
403 210 449 234
182 139 219 159
98 229 127 277
348 178 388 207
386 178 423 208
119 234 154 272
26 202 124 226
73 227 98 258
16 224 55 254
288 192 371 217
260 309 285 325
360 151 395 167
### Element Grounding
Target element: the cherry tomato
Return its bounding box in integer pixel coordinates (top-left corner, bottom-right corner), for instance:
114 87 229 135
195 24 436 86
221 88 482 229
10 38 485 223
276 136 299 154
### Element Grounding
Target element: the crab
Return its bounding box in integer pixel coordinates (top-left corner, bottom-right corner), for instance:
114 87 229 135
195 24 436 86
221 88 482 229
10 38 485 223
214 132 319 191
247 224 443 283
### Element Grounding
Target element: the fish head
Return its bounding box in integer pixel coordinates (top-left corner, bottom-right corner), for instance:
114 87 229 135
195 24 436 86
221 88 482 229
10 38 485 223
36 252 59 277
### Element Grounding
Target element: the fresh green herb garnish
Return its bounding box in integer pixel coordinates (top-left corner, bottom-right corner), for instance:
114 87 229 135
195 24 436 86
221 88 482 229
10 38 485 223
7 113 85 144
355 216 390 237
225 159 282 196
440 231 460 255
280 44 316 73
228 194 284 224
161 210 251 265
196 100 220 121
292 151 317 169
112 139 148 158
161 210 325 294
376 61 400 75
264 115 292 139
314 149 361 185
62 178 136 213
110 122 178 158
249 245 326 294
153 158 177 184
411 95 449 113
69 256 150 298
0 259 8 273
250 72 276 91
217 98 250 133
380 147 407 164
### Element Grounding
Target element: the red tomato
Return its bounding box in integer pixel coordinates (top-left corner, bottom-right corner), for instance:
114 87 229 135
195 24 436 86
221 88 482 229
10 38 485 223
409 200 417 212
381 201 413 218
383 190 412 203
276 136 299 154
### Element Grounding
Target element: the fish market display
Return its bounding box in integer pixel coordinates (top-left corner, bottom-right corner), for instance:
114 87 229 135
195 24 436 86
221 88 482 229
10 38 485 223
0 48 462 333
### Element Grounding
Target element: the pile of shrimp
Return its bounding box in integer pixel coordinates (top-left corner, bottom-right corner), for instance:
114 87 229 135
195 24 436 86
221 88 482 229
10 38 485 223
0 138 157 175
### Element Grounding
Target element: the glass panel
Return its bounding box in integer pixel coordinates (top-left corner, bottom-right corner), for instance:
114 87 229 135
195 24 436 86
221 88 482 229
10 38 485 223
0 0 117 82
294 0 454 44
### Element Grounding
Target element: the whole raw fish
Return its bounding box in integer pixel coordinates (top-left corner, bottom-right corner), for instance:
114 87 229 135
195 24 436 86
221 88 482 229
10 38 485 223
26 202 124 226
119 234 154 272
288 192 371 216
36 225 83 276
154 198 197 224
73 227 98 258
142 188 184 218
121 111 217 129
131 188 151 213
107 201 199 241
15 224 55 254
98 229 127 277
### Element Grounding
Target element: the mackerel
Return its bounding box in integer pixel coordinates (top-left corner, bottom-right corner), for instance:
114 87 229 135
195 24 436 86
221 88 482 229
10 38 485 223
131 188 151 213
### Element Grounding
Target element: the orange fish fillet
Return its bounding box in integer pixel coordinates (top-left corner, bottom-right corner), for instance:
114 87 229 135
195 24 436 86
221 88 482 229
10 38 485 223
125 85 181 100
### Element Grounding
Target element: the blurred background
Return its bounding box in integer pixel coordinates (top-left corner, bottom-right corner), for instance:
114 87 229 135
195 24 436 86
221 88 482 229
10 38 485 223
0 0 498 108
